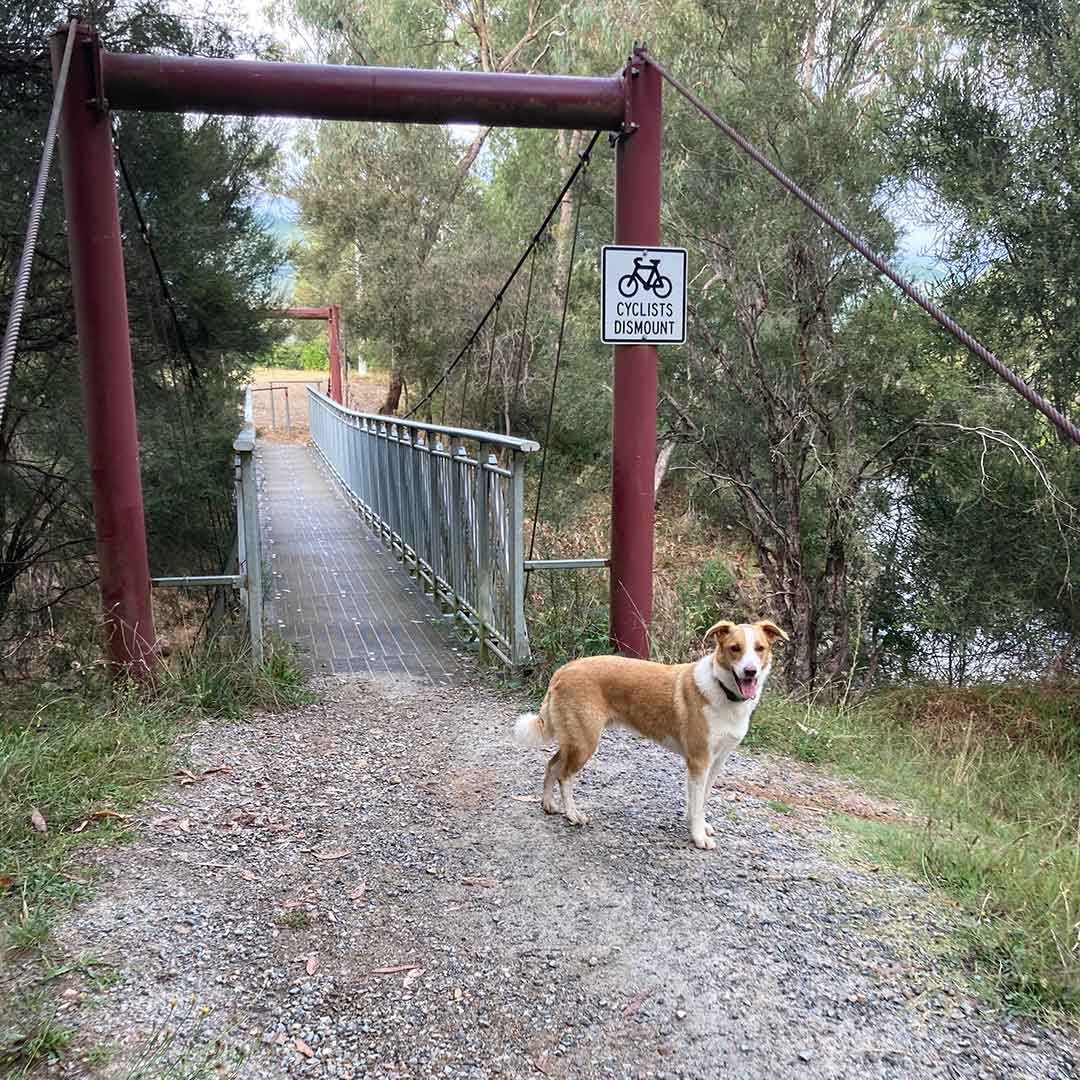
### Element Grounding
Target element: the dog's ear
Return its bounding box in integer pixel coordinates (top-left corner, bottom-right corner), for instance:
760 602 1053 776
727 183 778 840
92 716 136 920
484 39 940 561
756 620 789 643
703 621 736 647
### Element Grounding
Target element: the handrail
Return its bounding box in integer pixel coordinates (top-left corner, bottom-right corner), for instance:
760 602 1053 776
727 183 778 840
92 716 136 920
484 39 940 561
312 390 541 454
307 388 531 665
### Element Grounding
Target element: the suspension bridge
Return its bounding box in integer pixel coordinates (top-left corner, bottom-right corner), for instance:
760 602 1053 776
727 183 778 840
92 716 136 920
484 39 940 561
1 20 1073 678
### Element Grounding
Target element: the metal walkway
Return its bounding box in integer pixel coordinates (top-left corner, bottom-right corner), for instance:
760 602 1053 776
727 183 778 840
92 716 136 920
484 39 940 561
259 440 462 684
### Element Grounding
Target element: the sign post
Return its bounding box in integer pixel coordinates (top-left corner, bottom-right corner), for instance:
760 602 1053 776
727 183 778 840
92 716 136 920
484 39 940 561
610 47 663 660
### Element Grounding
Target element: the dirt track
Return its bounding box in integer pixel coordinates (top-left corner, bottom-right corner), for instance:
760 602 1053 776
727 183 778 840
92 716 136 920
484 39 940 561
30 675 1079 1078
250 372 386 443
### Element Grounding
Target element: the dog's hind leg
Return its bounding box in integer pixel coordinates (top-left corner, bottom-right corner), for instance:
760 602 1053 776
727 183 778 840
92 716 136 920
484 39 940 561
555 728 600 826
542 749 562 815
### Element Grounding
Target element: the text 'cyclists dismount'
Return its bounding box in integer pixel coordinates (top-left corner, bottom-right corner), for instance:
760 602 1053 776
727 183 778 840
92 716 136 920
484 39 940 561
600 245 687 345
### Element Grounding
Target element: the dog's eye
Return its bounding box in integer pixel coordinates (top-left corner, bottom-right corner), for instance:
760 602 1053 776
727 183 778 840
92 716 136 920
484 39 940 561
755 644 765 653
730 644 741 654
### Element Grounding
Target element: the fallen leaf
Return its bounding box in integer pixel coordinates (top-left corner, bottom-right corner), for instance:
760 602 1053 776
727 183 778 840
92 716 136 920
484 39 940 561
348 883 367 900
510 794 535 803
30 807 47 834
239 869 260 883
403 967 424 989
0 874 14 890
175 769 199 786
202 766 233 776
306 955 319 975
177 817 191 833
313 849 350 861
370 964 420 976
89 809 128 821
461 876 499 888
623 986 656 1018
294 1038 314 1059
72 819 90 834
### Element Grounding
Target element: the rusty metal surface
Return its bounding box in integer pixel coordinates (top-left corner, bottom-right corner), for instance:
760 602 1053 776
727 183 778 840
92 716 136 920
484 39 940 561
609 47 662 659
51 24 158 671
102 51 626 131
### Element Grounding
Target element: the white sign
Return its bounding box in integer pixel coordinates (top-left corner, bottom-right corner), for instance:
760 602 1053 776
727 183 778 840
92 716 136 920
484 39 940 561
601 245 687 345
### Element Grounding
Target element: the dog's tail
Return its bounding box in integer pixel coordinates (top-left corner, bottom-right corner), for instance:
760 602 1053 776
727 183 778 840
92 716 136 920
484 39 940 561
513 707 548 748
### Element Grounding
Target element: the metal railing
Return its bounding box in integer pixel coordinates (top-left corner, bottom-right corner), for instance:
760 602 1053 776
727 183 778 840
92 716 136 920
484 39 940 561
151 387 264 664
308 388 538 665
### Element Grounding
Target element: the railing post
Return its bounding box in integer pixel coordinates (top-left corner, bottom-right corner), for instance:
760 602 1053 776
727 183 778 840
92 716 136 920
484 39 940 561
283 386 291 433
269 383 277 431
476 444 493 661
234 432 263 665
508 450 530 664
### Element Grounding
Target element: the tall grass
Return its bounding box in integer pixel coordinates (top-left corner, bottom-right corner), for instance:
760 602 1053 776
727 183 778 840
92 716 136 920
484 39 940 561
0 634 308 1069
747 685 1080 1016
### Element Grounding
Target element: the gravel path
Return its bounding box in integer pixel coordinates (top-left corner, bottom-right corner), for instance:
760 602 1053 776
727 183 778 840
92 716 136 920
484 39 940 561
43 675 1079 1079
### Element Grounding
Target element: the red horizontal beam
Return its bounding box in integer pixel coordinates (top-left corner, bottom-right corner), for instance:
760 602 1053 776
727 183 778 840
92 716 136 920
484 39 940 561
102 52 626 130
269 307 332 320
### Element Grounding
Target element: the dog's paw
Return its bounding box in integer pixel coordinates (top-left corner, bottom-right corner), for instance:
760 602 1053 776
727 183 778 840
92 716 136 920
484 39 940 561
704 820 716 837
566 809 589 826
541 798 558 815
691 832 717 851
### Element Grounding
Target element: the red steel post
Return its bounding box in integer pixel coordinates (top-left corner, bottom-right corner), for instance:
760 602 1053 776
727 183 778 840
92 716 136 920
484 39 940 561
328 305 343 404
610 48 661 658
50 24 158 671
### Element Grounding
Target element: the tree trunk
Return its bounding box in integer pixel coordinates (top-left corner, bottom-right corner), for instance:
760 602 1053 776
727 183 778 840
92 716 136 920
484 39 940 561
553 130 583 312
379 370 404 415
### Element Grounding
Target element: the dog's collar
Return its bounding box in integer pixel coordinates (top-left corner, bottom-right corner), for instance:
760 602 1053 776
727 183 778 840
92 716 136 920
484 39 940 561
715 671 746 703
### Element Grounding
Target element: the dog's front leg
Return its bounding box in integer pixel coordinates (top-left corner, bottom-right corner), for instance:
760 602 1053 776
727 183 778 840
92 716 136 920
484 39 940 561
685 767 716 850
700 751 732 837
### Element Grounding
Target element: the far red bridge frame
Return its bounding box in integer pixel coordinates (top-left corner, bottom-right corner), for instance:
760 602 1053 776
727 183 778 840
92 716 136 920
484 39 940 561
50 21 661 670
271 306 344 404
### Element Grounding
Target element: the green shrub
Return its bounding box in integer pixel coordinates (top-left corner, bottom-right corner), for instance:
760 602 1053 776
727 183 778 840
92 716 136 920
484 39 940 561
266 338 329 370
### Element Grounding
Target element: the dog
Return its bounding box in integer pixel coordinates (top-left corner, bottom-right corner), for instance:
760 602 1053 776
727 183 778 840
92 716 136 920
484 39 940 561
513 620 788 849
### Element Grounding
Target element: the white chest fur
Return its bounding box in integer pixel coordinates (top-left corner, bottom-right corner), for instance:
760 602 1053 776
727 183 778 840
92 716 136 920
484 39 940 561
693 655 759 753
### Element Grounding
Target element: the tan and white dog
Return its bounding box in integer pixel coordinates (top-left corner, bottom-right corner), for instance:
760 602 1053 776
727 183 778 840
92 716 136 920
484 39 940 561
514 620 788 849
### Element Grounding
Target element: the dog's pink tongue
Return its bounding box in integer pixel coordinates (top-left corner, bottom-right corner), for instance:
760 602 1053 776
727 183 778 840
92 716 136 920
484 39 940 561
738 676 757 698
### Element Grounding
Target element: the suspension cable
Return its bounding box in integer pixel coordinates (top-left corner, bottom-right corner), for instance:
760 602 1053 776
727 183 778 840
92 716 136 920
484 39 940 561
509 247 538 426
113 126 200 388
403 129 602 421
527 168 588 574
0 19 78 431
645 52 1080 447
480 298 501 419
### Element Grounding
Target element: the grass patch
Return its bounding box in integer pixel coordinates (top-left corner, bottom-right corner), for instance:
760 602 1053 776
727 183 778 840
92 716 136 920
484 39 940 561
0 992 72 1075
747 682 1080 1017
1 633 307 994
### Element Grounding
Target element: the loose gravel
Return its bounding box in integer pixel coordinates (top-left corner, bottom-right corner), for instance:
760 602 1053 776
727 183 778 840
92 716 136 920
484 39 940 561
37 675 1080 1078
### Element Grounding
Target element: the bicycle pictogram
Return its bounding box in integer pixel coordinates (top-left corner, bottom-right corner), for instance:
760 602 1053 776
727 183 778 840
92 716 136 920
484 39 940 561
617 253 673 299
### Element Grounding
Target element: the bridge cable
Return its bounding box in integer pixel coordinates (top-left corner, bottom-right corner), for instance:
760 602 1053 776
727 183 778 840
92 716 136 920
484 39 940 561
113 125 201 390
509 247 538 427
526 161 588 578
479 298 501 420
402 129 602 421
0 19 78 432
645 52 1080 447
457 336 474 427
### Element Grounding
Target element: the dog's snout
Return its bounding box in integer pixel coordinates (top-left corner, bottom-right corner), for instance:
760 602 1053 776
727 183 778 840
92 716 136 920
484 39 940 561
743 666 758 679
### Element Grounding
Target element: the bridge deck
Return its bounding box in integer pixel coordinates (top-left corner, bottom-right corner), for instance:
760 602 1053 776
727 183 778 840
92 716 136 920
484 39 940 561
258 440 462 684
